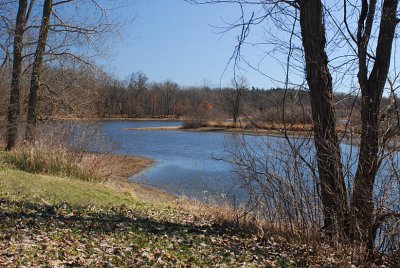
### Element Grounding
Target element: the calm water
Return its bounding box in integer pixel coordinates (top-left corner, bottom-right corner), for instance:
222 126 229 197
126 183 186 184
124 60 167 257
99 120 400 208
100 120 308 201
100 120 252 201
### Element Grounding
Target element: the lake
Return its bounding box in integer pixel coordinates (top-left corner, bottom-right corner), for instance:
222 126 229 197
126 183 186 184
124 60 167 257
100 120 314 202
100 120 252 201
99 120 400 210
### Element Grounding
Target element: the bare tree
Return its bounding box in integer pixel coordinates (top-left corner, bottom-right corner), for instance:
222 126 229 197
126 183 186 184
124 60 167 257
296 0 349 238
0 1 15 71
230 76 248 123
5 0 31 149
22 0 124 140
25 0 52 141
350 0 399 248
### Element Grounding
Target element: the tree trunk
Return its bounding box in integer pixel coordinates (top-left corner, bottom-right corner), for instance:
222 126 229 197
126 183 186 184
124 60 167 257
25 0 52 142
232 89 241 123
5 0 28 150
298 0 348 238
351 0 399 249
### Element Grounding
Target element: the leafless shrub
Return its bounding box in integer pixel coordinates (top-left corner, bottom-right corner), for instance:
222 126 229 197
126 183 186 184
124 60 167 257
225 131 399 259
4 121 118 182
182 118 208 129
227 135 321 239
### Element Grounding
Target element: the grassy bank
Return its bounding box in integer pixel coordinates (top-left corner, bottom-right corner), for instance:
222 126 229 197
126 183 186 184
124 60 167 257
0 151 395 267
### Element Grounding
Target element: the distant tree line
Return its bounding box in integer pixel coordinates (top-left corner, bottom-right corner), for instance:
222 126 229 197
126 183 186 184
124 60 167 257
1 66 396 128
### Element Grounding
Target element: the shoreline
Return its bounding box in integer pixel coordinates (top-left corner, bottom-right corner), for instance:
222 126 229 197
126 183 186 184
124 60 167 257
48 116 183 122
124 125 312 138
93 153 177 203
123 125 400 146
46 117 360 140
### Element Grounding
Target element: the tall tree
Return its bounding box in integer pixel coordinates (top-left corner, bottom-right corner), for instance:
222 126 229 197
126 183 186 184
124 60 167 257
25 0 52 141
297 0 348 237
5 0 29 150
230 76 248 123
351 0 399 248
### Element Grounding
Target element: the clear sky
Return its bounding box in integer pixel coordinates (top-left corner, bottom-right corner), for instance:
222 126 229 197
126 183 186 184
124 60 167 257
98 0 400 94
106 0 287 89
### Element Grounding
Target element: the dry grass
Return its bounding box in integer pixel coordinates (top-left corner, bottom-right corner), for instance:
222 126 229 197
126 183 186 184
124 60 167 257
91 153 177 203
172 198 397 267
202 120 313 132
124 126 181 131
3 144 101 182
79 153 153 181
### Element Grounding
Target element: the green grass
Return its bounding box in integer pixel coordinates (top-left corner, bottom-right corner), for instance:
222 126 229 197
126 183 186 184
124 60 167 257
0 168 136 207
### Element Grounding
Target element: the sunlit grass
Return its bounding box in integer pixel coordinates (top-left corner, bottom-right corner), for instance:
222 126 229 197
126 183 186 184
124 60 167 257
0 168 137 208
1 146 101 182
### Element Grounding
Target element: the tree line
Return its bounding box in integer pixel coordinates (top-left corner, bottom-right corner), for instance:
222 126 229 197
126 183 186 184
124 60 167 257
1 64 378 126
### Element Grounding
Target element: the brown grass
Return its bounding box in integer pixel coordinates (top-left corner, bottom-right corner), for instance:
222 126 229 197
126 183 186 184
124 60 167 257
202 120 314 132
89 153 177 203
181 120 315 137
124 126 181 131
80 153 153 181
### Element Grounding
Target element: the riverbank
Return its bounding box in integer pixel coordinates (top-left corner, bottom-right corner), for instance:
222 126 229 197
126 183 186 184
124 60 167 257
0 150 395 267
0 151 311 267
123 122 400 147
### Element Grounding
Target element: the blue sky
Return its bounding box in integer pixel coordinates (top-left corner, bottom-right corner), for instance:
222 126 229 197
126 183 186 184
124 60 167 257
106 0 287 88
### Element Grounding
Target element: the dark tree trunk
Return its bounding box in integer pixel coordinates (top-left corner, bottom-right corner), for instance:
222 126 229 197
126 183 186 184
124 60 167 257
232 89 241 123
25 0 52 142
351 0 399 249
5 0 28 150
298 0 348 237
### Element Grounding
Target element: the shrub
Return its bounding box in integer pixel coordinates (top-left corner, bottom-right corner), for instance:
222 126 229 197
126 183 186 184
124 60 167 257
182 119 207 129
2 121 116 182
4 142 101 182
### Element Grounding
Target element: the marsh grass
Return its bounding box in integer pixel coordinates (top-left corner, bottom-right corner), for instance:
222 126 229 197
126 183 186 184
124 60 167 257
189 119 314 132
181 118 207 129
3 143 101 182
0 121 119 182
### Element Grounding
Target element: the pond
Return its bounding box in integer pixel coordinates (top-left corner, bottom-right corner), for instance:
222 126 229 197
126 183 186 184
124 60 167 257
99 120 400 210
100 120 251 201
100 120 317 202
